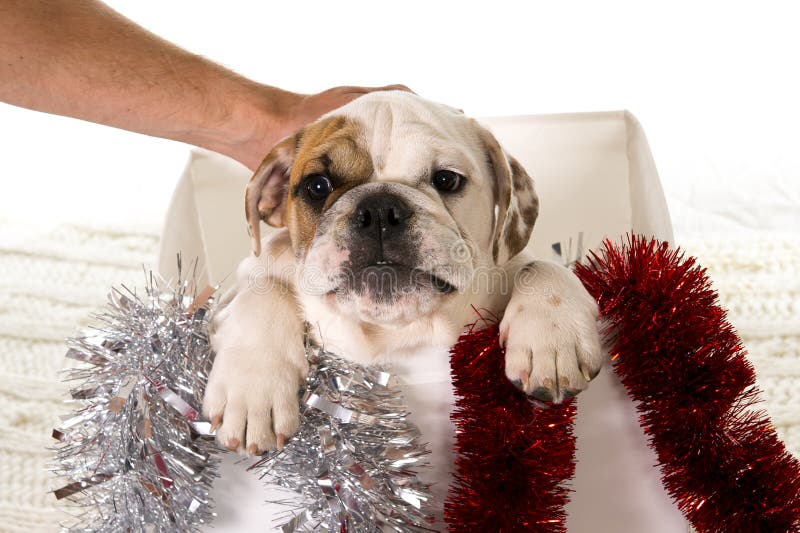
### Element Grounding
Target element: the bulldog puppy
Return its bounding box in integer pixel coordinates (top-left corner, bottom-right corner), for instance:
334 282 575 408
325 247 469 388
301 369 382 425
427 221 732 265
203 91 603 454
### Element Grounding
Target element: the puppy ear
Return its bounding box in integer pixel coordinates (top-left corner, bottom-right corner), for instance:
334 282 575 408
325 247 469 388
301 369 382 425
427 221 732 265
245 135 298 256
477 123 539 264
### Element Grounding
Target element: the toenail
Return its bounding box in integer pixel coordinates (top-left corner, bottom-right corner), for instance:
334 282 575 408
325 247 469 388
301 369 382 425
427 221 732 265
531 387 554 402
563 388 580 400
581 365 601 382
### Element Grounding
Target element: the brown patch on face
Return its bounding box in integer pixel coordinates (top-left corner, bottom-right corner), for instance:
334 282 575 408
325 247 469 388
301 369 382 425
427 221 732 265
284 116 374 254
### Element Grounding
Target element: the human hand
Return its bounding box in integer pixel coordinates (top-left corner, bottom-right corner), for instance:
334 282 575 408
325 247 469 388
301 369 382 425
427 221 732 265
229 84 413 171
281 84 413 136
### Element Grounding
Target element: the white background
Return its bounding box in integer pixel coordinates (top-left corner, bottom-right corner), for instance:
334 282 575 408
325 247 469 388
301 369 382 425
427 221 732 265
1 0 799 233
0 4 796 531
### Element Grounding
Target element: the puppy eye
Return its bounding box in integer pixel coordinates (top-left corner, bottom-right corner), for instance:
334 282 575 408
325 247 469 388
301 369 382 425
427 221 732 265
432 170 464 193
306 174 333 201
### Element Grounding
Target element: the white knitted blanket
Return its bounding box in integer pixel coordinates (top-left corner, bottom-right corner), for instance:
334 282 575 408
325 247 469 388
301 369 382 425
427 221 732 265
0 220 159 533
0 221 796 532
678 236 800 450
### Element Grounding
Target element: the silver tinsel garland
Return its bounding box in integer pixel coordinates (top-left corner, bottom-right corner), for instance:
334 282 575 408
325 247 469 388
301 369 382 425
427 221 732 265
52 268 219 532
53 267 434 532
252 345 435 532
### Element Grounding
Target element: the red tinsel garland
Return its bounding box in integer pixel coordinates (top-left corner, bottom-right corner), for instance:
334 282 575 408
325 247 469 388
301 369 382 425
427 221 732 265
446 235 800 532
446 319 577 532
575 236 800 532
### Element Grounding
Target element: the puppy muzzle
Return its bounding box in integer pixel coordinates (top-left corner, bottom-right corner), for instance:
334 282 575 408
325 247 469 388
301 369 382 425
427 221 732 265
339 192 456 299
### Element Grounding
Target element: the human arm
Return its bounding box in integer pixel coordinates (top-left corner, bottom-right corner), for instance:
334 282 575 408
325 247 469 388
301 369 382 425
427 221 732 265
0 0 408 170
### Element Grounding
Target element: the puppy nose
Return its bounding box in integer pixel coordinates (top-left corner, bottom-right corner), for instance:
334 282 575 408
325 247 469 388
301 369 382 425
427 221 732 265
353 194 410 236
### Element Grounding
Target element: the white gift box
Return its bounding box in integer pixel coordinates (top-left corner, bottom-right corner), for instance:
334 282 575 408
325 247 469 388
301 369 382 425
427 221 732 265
158 110 688 532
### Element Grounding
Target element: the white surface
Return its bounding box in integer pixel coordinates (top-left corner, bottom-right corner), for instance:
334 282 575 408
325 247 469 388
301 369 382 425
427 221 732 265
0 221 160 533
159 111 687 532
2 1 800 231
0 2 796 530
667 151 800 238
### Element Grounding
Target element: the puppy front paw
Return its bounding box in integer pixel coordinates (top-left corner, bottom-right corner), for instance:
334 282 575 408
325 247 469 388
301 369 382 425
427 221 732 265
202 343 306 455
500 261 605 403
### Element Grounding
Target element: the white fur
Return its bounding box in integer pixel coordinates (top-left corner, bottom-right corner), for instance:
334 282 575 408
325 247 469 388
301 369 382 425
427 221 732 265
499 260 604 402
202 92 604 453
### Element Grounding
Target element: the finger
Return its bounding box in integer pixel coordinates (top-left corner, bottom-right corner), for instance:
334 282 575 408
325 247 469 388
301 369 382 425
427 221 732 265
376 83 414 94
344 84 415 96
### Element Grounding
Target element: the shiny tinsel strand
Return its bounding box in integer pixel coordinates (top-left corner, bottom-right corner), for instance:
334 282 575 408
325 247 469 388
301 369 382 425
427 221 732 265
52 267 219 532
445 320 577 532
251 344 435 532
574 235 800 532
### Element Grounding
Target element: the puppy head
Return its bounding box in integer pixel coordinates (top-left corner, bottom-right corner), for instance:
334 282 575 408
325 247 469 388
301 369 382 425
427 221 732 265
245 92 537 325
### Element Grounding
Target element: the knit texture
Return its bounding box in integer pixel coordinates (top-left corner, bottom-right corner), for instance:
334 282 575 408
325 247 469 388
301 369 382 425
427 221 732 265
0 219 158 533
678 236 800 453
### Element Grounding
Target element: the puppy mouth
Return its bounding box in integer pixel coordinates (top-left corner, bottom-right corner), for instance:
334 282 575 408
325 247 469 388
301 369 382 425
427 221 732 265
333 261 457 298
